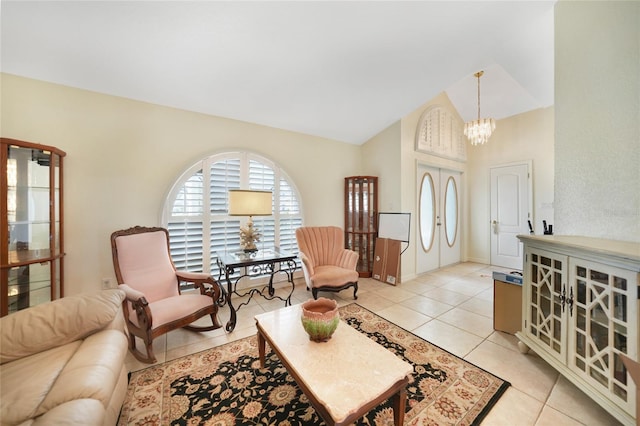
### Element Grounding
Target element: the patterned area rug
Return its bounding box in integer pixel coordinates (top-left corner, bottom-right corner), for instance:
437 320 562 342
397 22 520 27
119 304 509 425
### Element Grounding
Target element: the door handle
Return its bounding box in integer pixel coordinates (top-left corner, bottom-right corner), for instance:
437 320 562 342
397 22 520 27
492 220 499 234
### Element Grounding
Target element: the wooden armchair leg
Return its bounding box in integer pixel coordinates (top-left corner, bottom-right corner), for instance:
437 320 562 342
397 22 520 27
353 283 358 300
127 332 157 364
142 338 156 364
128 332 137 352
209 313 221 329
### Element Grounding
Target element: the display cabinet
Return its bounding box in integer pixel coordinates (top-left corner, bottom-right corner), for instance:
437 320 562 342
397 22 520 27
517 235 640 425
1 138 66 317
344 176 378 277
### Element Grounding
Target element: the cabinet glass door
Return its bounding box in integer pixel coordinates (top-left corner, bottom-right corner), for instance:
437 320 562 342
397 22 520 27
568 259 637 416
344 176 377 277
524 248 568 362
2 139 65 316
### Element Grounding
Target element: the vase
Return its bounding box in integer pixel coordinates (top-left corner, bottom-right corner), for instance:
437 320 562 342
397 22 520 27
300 298 339 342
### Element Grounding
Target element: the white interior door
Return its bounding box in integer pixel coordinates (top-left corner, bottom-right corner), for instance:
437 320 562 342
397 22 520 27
417 165 461 274
490 162 531 270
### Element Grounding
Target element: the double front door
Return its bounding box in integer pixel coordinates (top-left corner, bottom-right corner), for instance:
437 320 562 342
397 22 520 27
416 165 461 274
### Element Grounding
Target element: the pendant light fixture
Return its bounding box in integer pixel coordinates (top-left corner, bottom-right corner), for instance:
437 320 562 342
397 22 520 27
463 71 495 146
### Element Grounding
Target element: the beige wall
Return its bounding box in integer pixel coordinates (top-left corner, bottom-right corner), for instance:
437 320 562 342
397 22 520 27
6 0 633 294
554 1 640 242
394 94 554 275
361 120 401 213
1 74 361 295
466 107 555 264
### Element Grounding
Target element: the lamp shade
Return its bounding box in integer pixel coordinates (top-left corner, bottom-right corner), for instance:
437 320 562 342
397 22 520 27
228 190 272 216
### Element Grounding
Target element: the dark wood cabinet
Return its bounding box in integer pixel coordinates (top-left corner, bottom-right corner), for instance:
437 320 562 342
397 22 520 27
1 138 66 316
344 176 378 277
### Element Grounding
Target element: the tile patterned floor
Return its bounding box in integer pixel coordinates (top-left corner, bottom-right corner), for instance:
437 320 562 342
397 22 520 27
125 262 623 425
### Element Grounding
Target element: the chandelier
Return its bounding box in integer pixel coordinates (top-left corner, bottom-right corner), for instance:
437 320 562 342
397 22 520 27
463 71 495 146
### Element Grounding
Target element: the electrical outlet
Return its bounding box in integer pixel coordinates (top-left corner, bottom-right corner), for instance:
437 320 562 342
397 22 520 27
101 278 112 289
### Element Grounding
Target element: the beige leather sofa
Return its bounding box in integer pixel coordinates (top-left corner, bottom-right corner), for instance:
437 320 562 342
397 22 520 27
0 289 129 426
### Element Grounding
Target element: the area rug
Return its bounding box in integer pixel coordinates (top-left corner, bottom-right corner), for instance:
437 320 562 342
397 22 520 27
118 304 509 425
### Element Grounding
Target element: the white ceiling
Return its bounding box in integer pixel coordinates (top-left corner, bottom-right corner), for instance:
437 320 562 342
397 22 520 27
0 1 556 145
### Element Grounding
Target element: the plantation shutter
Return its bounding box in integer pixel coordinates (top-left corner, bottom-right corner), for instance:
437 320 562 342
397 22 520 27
164 152 303 283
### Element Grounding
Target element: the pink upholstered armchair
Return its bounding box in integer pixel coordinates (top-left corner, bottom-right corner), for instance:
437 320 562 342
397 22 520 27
110 226 223 363
295 226 359 300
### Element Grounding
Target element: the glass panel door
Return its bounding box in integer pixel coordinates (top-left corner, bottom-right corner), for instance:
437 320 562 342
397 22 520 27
568 258 637 416
524 248 568 363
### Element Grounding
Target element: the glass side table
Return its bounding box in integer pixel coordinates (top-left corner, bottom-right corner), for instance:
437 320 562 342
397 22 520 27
215 248 297 332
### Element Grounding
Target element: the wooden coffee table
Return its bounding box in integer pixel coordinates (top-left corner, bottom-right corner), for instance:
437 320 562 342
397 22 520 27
255 305 413 426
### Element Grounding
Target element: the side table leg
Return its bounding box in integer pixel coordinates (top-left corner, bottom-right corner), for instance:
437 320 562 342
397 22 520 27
257 330 266 368
285 259 296 306
225 267 237 332
391 387 407 426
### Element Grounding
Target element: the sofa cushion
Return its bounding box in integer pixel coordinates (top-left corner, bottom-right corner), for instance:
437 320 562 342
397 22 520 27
28 399 105 426
41 330 128 415
0 329 127 425
1 342 80 424
0 289 125 364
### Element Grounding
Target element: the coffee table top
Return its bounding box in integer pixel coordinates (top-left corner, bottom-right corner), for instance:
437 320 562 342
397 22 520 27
255 304 413 423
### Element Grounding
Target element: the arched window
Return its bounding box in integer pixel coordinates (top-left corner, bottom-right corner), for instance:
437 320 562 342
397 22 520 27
162 152 303 277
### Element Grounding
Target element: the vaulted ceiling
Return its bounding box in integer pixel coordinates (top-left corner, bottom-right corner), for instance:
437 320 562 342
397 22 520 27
1 1 556 144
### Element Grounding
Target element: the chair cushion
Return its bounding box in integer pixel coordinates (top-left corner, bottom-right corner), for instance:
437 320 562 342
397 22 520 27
115 230 179 303
128 294 215 329
310 265 359 288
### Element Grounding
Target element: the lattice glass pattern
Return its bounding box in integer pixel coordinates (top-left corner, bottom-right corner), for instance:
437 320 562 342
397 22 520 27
526 249 567 361
569 259 637 415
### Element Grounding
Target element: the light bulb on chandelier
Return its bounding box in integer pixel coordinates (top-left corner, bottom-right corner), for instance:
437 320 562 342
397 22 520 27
464 71 495 146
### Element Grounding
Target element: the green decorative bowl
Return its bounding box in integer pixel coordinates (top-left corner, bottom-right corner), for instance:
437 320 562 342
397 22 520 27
301 298 339 342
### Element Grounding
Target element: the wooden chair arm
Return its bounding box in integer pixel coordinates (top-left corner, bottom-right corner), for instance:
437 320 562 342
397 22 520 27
118 284 152 331
176 271 222 301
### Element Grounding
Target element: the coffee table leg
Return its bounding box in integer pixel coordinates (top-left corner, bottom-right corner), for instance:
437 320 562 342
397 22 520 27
391 387 407 426
258 330 266 368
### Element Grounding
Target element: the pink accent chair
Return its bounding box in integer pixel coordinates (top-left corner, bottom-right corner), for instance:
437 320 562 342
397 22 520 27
111 226 222 363
295 226 359 300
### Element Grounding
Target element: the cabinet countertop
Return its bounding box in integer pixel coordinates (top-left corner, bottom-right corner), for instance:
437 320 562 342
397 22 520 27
517 234 640 264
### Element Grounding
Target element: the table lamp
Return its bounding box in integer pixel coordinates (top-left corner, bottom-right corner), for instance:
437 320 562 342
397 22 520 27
228 189 272 252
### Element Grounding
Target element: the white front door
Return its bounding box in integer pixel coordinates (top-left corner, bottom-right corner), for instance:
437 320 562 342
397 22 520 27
416 165 462 274
490 162 531 270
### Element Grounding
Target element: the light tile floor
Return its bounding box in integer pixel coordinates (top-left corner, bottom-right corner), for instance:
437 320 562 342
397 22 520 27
125 262 623 425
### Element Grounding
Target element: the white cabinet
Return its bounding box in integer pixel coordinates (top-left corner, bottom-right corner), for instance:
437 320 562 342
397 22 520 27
517 235 640 426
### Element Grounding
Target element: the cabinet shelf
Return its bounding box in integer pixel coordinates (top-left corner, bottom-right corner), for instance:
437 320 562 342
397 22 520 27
1 138 66 316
